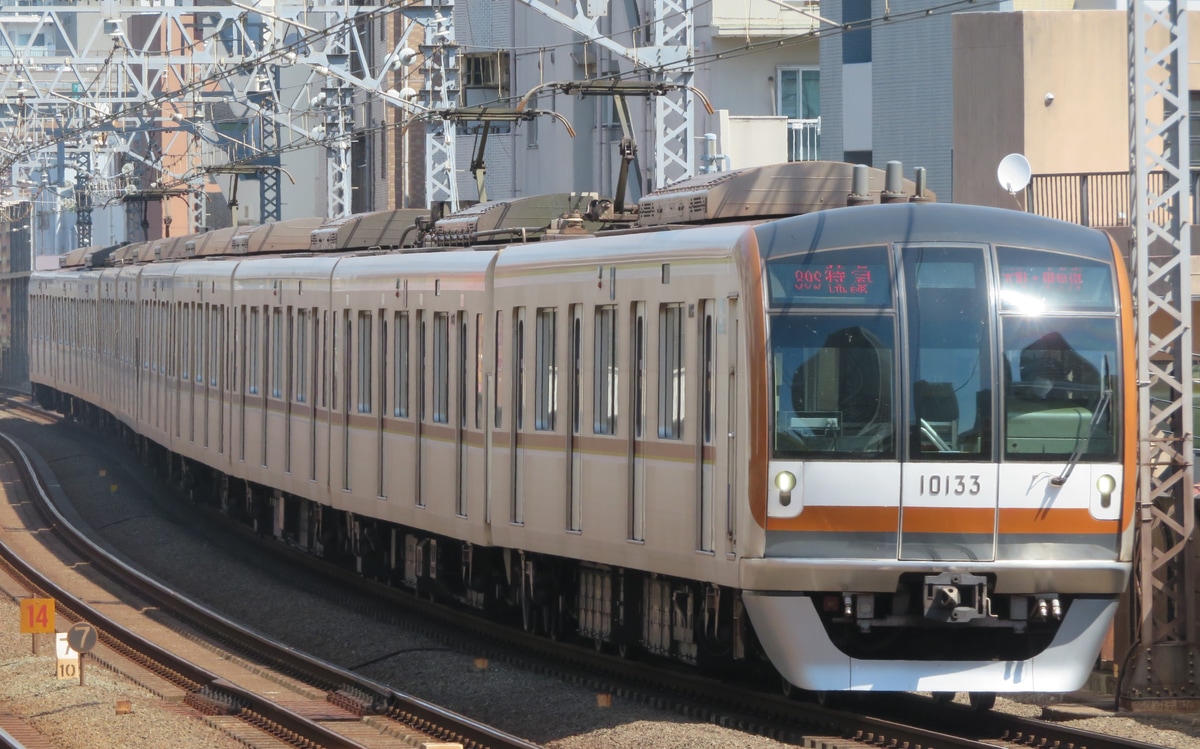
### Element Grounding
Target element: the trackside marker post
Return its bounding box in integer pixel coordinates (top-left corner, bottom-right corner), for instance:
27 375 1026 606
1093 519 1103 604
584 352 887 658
19 598 54 655
55 632 79 680
67 622 97 686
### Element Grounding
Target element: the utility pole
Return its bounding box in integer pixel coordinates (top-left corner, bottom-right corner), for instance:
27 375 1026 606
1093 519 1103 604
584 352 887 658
1124 0 1199 710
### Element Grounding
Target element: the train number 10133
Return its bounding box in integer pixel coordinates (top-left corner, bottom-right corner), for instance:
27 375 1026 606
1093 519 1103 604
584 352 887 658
918 474 982 496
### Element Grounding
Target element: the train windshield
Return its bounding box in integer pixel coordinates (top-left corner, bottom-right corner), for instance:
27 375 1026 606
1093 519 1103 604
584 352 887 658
769 243 1121 463
998 247 1120 460
772 314 897 458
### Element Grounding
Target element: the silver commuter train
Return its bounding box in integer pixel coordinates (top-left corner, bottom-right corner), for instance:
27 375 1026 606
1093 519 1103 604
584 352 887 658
29 162 1135 700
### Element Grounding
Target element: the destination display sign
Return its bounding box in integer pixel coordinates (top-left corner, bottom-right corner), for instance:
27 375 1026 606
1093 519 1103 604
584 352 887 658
767 246 892 308
997 247 1115 312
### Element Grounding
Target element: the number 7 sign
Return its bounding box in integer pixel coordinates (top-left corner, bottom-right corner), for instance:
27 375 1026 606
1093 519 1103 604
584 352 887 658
20 598 54 634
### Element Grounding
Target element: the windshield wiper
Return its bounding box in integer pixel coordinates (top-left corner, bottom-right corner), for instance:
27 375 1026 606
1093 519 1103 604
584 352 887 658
1051 356 1112 487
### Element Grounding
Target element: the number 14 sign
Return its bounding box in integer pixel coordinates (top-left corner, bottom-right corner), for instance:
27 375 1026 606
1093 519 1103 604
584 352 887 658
20 598 55 634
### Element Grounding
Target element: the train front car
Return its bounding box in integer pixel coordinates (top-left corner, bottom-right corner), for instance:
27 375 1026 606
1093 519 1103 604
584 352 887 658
741 202 1134 695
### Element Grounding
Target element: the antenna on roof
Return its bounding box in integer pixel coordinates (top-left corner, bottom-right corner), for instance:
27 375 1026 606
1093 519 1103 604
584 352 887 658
996 153 1031 212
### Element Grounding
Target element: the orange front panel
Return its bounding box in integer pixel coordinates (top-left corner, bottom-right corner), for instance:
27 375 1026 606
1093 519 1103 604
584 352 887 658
768 505 1121 537
767 506 899 533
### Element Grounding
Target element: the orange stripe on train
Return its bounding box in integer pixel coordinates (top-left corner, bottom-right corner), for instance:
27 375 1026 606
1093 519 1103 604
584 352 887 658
767 506 1121 534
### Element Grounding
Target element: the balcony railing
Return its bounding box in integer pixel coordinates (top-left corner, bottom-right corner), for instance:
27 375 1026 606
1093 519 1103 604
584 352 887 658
787 117 821 162
1028 170 1200 227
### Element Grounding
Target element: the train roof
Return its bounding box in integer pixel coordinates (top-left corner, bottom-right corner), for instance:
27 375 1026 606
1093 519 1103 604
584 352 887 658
232 217 326 256
635 161 933 228
310 208 426 252
752 202 1114 261
191 226 250 257
426 193 603 246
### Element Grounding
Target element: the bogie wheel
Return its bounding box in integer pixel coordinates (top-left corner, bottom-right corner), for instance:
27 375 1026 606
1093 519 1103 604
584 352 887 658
931 692 956 704
969 692 996 712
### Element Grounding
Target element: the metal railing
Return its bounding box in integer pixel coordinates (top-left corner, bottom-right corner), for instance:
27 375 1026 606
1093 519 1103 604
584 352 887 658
1027 169 1200 227
787 117 821 162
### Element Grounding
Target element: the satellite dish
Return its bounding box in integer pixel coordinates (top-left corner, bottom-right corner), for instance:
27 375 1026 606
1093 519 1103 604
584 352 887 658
121 163 135 175
997 153 1032 194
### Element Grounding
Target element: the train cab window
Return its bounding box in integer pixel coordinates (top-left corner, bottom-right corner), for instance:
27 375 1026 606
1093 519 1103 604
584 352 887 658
997 247 1120 460
1002 317 1119 460
903 247 991 460
773 315 895 457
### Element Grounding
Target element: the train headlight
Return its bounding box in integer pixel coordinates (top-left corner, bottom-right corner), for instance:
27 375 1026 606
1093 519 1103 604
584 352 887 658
1096 474 1117 508
775 471 797 507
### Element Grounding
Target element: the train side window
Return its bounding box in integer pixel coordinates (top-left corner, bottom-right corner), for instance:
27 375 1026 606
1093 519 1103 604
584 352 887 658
358 311 372 413
458 313 467 429
330 312 339 411
199 304 208 385
272 308 284 397
475 313 484 429
593 305 617 435
570 304 582 435
321 311 329 409
380 310 389 419
494 310 504 427
513 309 525 431
433 311 450 423
658 303 685 440
702 301 714 445
394 311 409 417
210 306 220 387
248 307 260 395
296 309 309 403
535 307 557 431
181 303 192 382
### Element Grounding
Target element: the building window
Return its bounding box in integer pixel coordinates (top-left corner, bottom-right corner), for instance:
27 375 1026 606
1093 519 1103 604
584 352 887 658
460 51 511 132
842 0 872 65
779 67 820 162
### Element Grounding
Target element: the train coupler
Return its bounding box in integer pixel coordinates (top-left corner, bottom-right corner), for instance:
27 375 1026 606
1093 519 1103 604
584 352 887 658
923 572 993 623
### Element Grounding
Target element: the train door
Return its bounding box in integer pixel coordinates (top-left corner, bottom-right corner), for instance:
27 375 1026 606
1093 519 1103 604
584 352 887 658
218 304 226 456
341 311 352 490
285 307 294 474
629 302 646 541
725 297 738 555
415 310 426 507
567 305 583 532
510 307 526 524
898 245 999 562
698 299 716 553
456 312 468 516
380 309 389 499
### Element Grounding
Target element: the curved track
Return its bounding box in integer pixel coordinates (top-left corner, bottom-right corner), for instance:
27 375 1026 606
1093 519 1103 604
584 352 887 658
0 422 539 749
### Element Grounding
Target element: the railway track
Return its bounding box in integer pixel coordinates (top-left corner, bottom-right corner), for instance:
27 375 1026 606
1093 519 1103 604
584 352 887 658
0 394 1179 749
0 418 539 749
